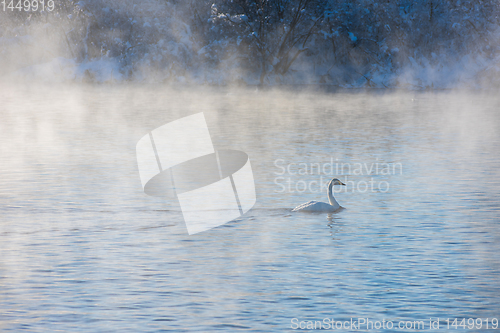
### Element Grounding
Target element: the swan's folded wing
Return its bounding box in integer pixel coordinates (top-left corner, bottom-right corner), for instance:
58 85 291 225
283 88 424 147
292 201 319 212
292 201 338 213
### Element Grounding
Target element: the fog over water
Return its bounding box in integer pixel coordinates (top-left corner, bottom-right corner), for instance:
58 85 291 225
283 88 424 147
1 0 500 87
1 1 500 332
0 84 499 331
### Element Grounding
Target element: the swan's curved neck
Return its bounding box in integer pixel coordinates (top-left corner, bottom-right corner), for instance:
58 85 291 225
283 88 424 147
327 181 339 206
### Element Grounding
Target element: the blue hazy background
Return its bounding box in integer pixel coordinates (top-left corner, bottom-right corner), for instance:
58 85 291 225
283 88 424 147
1 0 500 87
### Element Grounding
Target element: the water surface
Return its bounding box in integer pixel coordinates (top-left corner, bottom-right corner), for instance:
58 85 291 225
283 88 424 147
1 85 499 332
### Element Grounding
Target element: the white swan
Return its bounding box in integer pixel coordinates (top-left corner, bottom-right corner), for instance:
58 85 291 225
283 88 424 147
292 178 346 213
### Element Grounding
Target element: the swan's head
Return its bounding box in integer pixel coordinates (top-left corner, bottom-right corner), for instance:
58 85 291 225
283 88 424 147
330 178 346 186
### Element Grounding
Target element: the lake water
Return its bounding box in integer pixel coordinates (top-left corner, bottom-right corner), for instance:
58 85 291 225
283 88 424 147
0 84 499 332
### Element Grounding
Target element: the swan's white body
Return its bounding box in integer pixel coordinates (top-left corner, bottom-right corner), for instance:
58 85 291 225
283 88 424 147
292 178 345 213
